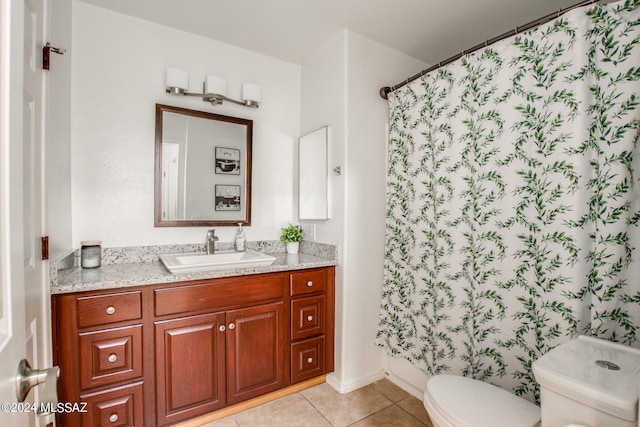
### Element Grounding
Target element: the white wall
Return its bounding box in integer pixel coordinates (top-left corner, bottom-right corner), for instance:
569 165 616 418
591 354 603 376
71 0 429 395
301 31 426 392
71 1 301 247
343 32 427 391
301 31 349 389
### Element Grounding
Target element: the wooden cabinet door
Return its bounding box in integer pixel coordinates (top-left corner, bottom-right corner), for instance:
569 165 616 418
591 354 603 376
155 312 227 426
226 302 285 405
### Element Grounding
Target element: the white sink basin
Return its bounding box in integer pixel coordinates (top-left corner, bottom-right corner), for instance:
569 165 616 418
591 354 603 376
160 249 276 274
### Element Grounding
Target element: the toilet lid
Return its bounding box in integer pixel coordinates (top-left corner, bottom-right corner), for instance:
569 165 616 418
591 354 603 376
425 375 541 427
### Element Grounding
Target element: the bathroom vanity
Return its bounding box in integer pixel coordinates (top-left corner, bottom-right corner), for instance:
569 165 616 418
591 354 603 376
50 242 336 427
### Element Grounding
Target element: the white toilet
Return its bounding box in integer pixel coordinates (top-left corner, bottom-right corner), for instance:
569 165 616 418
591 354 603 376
424 374 541 427
423 336 640 427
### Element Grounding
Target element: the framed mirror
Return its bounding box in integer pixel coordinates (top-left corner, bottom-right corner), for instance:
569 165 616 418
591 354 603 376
299 126 330 220
154 104 252 226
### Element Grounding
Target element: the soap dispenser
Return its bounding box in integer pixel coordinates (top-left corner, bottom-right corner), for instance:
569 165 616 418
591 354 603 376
234 223 246 252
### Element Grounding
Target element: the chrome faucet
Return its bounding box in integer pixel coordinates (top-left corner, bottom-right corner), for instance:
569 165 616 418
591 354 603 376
206 229 219 254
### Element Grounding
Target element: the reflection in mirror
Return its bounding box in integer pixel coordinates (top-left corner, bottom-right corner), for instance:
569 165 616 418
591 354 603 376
299 126 329 220
155 104 252 226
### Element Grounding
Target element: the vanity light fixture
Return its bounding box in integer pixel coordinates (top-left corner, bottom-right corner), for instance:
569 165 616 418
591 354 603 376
165 67 261 108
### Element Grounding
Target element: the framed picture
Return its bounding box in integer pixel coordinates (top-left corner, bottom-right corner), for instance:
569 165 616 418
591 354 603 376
215 185 241 211
215 147 241 175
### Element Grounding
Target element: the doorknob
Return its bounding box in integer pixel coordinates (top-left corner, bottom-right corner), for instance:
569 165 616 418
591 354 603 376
16 359 60 403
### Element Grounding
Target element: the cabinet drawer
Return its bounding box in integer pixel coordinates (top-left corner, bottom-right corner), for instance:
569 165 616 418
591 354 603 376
291 295 325 340
76 291 142 328
290 270 326 296
291 336 325 383
155 274 285 317
79 325 143 390
81 382 144 427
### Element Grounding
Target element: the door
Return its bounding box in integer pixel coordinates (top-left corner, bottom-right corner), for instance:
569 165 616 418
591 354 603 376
0 0 52 426
161 142 179 220
155 312 227 426
226 302 285 405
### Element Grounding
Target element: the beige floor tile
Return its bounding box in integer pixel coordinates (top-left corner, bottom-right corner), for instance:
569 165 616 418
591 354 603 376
199 380 431 427
302 383 393 427
349 404 426 427
397 396 433 427
370 378 410 402
234 393 331 427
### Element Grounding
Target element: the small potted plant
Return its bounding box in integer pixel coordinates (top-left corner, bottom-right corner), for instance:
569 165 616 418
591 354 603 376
280 224 304 254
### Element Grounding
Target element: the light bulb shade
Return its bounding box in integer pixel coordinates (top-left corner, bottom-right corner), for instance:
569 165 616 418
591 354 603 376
242 83 261 103
205 75 227 96
166 68 189 90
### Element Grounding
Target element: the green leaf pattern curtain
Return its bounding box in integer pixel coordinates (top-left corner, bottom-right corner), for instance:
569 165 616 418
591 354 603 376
377 0 640 401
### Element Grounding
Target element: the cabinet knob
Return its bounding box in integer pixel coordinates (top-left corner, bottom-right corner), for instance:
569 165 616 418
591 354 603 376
105 306 116 315
307 357 313 364
228 323 235 330
307 281 313 287
107 354 117 363
219 325 226 332
109 413 119 423
307 315 313 322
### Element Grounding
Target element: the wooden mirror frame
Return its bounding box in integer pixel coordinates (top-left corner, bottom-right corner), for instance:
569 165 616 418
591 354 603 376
154 104 253 227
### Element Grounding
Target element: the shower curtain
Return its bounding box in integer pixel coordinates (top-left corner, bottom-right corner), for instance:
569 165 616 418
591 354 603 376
377 0 640 401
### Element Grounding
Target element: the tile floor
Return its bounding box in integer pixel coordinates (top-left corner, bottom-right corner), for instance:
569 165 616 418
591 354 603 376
202 379 434 427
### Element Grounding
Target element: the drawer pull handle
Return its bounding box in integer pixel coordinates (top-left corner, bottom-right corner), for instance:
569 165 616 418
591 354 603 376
108 354 117 363
307 357 313 364
106 306 116 315
307 315 313 322
228 323 235 330
109 413 119 423
219 325 226 332
307 281 313 287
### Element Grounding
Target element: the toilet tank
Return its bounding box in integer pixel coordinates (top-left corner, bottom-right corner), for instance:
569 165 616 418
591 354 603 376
533 336 640 427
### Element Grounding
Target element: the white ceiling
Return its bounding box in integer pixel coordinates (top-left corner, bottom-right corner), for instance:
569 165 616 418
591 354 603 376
78 0 580 66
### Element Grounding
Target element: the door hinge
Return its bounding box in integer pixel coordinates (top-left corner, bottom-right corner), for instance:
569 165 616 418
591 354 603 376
42 42 66 70
41 236 49 260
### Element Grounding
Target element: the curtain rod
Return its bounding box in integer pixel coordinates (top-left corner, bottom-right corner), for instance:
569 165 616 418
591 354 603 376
379 0 611 100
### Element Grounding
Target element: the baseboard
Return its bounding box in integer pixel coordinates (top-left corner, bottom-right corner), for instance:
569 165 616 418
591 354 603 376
325 369 386 394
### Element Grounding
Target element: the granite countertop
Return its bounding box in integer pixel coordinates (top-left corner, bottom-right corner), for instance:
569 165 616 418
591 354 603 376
51 241 338 295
